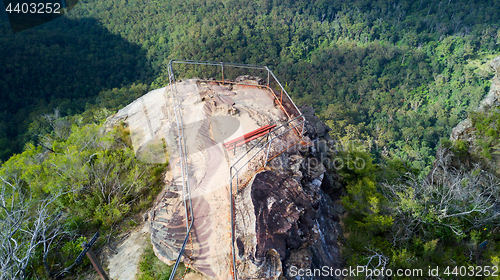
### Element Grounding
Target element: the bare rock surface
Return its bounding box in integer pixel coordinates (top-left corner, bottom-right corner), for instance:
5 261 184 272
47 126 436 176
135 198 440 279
435 55 500 177
147 80 235 279
478 55 500 110
107 78 343 279
108 224 149 280
452 55 500 143
233 106 343 280
106 86 174 164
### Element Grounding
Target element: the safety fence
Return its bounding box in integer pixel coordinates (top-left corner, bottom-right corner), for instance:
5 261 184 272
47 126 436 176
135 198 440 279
166 61 194 280
166 60 305 280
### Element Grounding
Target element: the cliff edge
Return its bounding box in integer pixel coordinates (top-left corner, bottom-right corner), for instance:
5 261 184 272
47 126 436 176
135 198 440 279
433 55 500 177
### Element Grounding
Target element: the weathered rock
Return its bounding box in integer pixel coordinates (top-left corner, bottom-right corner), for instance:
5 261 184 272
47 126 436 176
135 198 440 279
233 111 343 279
234 75 266 85
451 56 500 145
478 56 500 110
432 55 500 178
300 106 332 139
108 79 343 279
450 118 474 143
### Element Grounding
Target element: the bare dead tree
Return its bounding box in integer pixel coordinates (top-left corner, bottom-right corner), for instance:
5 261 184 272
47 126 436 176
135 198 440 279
362 247 390 279
381 157 500 244
0 176 68 279
42 109 71 140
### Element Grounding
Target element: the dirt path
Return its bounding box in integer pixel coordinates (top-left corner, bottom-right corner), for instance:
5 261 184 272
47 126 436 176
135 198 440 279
148 81 234 279
179 83 233 279
107 224 149 280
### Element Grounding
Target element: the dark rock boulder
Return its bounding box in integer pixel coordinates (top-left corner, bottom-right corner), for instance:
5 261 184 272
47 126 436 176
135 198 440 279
233 108 344 279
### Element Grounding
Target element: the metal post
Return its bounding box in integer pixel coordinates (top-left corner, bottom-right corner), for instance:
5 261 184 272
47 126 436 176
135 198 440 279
264 139 272 167
221 63 225 84
230 189 237 280
81 243 109 280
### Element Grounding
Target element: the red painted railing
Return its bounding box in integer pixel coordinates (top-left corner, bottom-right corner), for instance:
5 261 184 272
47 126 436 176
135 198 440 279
224 124 277 151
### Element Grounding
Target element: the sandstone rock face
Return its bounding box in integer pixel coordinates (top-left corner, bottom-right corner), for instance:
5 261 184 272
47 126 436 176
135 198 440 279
450 118 474 143
108 78 343 279
452 55 500 143
478 56 500 111
233 106 343 280
106 86 174 164
435 55 500 177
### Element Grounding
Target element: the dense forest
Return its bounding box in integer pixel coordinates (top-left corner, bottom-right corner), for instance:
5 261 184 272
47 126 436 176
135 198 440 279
1 0 499 167
1 0 500 278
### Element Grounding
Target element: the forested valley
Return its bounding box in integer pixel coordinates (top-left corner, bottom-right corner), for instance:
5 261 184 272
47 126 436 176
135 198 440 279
1 0 500 278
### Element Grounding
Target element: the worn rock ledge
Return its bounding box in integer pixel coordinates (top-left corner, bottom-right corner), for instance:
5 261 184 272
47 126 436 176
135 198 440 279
234 105 344 279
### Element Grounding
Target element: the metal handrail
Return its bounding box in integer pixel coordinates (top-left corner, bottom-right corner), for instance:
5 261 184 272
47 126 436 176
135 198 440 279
171 59 268 70
229 118 306 198
166 60 305 280
167 61 194 280
230 114 305 175
227 75 304 280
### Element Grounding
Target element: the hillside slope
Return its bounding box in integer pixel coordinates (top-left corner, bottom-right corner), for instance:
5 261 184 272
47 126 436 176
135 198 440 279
428 55 500 178
2 0 500 173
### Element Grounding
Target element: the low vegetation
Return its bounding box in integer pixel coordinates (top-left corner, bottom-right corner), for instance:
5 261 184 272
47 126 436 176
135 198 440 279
471 107 500 164
137 238 189 280
339 138 500 279
0 110 167 278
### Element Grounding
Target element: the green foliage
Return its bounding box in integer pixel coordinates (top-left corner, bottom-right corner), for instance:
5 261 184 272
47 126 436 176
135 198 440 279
492 255 500 267
137 241 189 280
61 237 89 267
440 138 470 160
1 0 499 172
94 197 130 227
339 141 500 277
0 112 167 276
422 239 439 256
342 177 393 234
470 108 500 160
335 139 377 181
377 157 420 184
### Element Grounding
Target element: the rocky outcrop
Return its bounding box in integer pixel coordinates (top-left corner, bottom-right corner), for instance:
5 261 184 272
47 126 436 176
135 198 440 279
234 75 266 85
233 106 344 279
433 55 500 177
477 56 500 111
451 56 500 143
108 77 343 279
